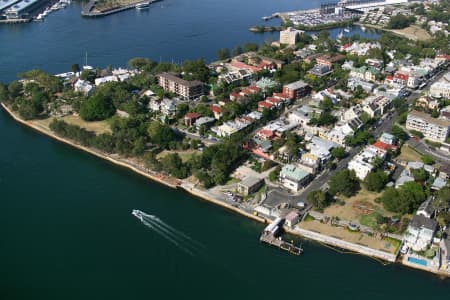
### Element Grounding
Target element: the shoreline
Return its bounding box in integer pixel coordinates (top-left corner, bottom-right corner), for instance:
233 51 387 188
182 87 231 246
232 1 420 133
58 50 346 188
2 103 449 278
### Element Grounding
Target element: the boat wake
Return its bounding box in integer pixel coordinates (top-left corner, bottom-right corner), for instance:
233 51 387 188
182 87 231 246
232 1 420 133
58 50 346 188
132 209 204 255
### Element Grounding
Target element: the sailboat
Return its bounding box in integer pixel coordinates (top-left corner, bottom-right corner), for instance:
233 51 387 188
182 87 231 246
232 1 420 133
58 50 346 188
82 52 93 70
337 30 344 41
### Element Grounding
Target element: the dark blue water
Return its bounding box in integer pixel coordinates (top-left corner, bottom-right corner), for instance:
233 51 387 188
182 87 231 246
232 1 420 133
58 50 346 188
0 0 378 82
2 1 447 299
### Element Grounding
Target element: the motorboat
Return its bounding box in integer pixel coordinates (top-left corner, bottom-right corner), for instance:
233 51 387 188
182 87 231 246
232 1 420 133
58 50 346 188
135 1 150 9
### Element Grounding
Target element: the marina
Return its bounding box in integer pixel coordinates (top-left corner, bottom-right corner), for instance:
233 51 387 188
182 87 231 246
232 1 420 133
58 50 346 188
0 0 71 23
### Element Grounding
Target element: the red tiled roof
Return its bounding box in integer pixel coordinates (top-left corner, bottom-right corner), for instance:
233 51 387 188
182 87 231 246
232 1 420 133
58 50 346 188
394 72 409 81
248 86 260 93
185 112 201 119
257 129 274 137
266 97 282 104
210 105 222 113
258 101 274 108
230 62 261 72
373 141 397 151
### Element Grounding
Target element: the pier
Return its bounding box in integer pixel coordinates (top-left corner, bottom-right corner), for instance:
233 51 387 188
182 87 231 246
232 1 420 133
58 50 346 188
259 218 303 256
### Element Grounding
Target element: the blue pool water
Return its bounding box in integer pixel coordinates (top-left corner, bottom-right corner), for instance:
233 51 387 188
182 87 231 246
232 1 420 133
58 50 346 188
408 257 428 266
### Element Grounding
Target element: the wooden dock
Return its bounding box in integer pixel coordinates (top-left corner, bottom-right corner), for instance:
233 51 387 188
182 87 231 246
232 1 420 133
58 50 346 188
260 232 303 256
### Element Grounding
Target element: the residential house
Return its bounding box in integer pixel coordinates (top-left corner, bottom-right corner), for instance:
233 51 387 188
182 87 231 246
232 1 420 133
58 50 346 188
74 79 95 96
237 176 264 196
210 105 222 120
184 112 201 127
404 215 437 252
279 164 312 192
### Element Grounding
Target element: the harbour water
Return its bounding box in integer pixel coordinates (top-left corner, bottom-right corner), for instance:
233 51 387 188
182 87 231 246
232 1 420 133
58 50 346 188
0 0 378 83
1 1 448 298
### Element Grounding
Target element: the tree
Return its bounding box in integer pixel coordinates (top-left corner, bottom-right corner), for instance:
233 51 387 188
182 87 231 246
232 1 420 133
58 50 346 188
244 43 258 52
269 166 281 182
147 121 176 149
7 81 23 98
431 107 439 118
80 70 96 83
232 45 243 57
128 57 155 71
432 186 450 212
364 170 388 192
381 182 427 214
161 153 188 178
71 64 80 74
176 103 189 119
412 168 429 182
421 154 434 165
328 170 359 197
217 48 230 61
387 14 416 29
391 125 408 141
331 147 346 159
79 94 115 121
307 190 330 209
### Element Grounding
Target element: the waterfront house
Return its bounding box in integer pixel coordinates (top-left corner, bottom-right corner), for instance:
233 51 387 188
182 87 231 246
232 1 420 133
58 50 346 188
279 164 311 192
404 215 437 252
285 211 300 229
237 176 264 196
74 79 95 96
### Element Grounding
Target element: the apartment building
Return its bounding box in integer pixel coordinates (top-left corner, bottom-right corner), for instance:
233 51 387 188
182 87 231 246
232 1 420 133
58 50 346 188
406 110 450 142
279 27 304 45
158 73 204 100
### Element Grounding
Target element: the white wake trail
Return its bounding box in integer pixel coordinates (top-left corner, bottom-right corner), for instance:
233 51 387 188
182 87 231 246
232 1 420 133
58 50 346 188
140 218 195 256
132 210 202 255
147 215 205 249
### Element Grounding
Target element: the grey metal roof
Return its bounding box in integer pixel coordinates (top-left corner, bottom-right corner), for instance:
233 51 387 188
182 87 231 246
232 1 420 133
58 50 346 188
410 215 437 232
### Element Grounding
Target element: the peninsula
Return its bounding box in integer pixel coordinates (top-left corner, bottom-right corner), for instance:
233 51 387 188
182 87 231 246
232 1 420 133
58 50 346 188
1 0 450 278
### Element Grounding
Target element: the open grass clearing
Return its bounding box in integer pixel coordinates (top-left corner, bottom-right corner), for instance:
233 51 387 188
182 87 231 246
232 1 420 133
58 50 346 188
31 115 111 135
299 221 399 254
156 150 199 163
398 144 422 162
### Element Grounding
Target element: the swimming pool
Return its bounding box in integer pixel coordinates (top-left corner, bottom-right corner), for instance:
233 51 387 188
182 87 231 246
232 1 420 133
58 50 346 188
408 256 428 266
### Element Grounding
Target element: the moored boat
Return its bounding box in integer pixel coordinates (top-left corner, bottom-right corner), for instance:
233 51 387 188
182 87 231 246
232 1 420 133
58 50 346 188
135 1 150 9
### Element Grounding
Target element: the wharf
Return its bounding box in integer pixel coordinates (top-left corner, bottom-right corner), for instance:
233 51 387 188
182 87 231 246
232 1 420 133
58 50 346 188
0 18 30 23
260 232 303 255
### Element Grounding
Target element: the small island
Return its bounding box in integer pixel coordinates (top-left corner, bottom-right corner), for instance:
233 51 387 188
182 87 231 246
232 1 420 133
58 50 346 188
81 0 161 17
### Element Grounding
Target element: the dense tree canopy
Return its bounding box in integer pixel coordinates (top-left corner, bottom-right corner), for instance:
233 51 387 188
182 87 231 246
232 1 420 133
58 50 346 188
381 182 427 214
79 94 115 121
328 170 359 197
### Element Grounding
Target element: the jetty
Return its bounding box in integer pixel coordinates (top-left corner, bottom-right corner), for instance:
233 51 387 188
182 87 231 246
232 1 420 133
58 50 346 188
260 218 303 256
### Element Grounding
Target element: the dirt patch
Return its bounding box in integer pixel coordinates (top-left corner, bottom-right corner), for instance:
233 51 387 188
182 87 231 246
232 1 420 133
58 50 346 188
324 188 392 222
389 25 431 41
